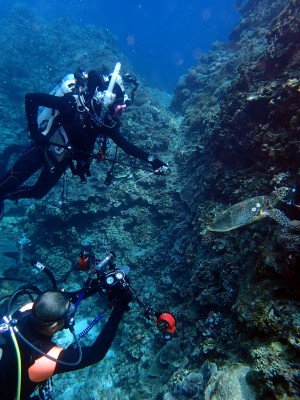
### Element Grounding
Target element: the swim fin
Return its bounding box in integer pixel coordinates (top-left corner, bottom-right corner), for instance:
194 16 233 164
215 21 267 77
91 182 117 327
0 200 4 222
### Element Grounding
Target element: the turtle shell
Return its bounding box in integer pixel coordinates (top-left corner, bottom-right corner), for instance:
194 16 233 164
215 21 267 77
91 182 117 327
207 196 271 232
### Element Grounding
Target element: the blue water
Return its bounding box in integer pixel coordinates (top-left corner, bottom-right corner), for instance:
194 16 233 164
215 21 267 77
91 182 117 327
0 0 240 91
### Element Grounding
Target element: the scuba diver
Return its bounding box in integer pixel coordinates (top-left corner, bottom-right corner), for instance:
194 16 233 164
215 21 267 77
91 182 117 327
0 144 28 174
0 63 169 221
0 252 176 400
0 289 131 400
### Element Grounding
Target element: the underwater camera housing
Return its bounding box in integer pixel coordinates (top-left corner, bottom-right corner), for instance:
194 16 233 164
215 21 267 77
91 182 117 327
85 251 131 302
79 251 176 340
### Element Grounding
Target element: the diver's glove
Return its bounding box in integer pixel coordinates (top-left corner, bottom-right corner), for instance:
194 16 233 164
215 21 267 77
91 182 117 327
0 199 4 222
148 155 169 175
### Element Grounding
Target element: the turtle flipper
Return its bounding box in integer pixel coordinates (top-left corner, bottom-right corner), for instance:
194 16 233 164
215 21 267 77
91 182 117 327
264 209 291 227
0 200 4 222
288 220 300 231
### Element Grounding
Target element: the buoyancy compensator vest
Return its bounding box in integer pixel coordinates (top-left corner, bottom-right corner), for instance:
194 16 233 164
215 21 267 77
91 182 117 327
38 74 77 168
38 74 77 132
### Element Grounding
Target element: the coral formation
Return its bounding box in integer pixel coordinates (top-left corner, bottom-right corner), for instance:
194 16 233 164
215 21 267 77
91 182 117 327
204 364 256 400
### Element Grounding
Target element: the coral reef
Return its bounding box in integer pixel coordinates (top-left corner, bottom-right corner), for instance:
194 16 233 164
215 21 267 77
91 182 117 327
204 364 256 400
169 0 300 397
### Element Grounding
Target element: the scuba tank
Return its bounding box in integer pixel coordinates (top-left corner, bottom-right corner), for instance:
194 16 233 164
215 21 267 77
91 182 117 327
37 74 77 134
36 73 83 170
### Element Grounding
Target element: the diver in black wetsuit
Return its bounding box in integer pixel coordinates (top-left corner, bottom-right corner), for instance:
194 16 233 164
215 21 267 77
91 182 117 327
0 144 28 175
0 288 131 400
0 67 168 220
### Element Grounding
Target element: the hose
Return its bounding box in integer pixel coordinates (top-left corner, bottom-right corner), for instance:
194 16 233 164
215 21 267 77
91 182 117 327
14 326 82 367
6 286 40 316
78 309 107 340
2 315 22 400
31 261 58 290
10 326 21 400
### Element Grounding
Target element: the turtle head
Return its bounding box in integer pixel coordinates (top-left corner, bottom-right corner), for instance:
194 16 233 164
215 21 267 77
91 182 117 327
271 187 290 201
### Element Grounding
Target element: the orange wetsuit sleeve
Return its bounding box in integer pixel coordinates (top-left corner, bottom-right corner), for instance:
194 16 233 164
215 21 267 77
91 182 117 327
28 346 63 382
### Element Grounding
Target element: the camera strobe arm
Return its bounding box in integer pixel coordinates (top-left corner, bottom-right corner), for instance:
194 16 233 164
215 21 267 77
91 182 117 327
31 260 58 290
111 272 176 341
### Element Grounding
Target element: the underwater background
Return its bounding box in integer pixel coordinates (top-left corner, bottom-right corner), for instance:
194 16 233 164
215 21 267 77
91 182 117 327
0 0 240 91
0 0 300 399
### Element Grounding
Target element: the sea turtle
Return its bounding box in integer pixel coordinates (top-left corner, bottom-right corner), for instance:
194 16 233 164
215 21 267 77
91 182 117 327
207 187 298 232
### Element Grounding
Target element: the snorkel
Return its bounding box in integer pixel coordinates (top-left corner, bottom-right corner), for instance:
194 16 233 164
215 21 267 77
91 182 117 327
99 62 121 122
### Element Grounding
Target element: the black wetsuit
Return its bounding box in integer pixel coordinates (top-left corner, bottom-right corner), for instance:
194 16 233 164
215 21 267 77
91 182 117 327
0 144 28 177
0 92 152 201
0 304 126 400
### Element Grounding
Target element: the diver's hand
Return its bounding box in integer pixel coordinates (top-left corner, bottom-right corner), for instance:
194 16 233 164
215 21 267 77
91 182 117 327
149 156 169 175
154 165 169 175
107 280 132 311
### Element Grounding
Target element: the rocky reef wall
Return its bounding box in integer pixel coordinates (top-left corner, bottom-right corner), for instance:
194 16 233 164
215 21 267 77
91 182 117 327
170 0 300 398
